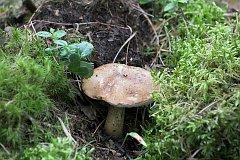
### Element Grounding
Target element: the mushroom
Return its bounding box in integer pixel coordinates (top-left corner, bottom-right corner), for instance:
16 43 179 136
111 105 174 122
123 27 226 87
82 63 158 138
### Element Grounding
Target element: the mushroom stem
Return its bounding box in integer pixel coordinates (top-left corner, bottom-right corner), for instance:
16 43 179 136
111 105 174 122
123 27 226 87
104 106 125 138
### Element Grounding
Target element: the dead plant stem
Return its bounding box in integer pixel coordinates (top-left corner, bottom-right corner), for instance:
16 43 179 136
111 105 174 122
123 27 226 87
113 32 137 63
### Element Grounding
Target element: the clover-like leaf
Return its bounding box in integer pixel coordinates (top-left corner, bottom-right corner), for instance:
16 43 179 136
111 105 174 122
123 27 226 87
79 42 94 57
37 31 52 38
60 49 70 57
68 43 81 49
50 28 55 33
54 40 68 46
77 61 94 78
164 2 176 12
178 0 188 3
45 46 60 52
68 54 93 78
68 53 81 64
69 42 93 57
138 0 153 5
53 30 67 39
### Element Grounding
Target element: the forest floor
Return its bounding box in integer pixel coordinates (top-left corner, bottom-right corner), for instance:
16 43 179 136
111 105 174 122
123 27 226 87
0 0 157 159
0 0 239 159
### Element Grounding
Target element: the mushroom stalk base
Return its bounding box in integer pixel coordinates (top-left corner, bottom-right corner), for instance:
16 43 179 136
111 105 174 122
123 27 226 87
104 106 125 138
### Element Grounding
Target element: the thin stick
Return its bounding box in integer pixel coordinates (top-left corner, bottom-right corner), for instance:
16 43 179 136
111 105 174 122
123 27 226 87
28 0 50 23
180 8 189 35
75 75 82 91
125 26 133 65
18 25 28 56
57 116 77 144
92 119 105 137
156 15 178 31
164 26 172 53
113 32 137 63
130 3 159 44
151 42 165 67
190 148 202 158
131 4 154 17
224 12 238 17
234 12 239 33
28 21 37 41
198 101 219 114
29 20 129 30
0 143 10 155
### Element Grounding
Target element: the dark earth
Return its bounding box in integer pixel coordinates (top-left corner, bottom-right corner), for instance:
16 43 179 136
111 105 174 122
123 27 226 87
32 0 155 67
0 0 156 159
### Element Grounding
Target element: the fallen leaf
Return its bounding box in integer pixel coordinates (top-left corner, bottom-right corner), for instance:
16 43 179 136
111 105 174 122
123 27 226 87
127 132 147 147
57 116 77 144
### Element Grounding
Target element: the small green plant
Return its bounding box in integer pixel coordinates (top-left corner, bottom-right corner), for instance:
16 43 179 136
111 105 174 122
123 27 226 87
138 0 188 12
138 0 153 5
37 28 94 78
37 28 66 40
21 137 94 160
163 0 188 12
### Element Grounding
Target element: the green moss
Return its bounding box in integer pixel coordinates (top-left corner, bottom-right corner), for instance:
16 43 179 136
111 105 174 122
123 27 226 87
143 0 240 159
21 137 93 160
183 0 225 25
0 28 75 151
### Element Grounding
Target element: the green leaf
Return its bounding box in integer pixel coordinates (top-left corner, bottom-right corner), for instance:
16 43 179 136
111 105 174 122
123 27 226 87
68 55 93 78
60 49 70 57
37 31 52 38
127 132 147 147
68 53 81 64
53 30 67 39
68 54 93 78
138 0 153 5
69 42 94 57
178 0 188 3
78 61 94 78
50 28 55 33
54 40 68 46
78 42 94 57
45 46 59 51
164 2 176 12
68 43 80 49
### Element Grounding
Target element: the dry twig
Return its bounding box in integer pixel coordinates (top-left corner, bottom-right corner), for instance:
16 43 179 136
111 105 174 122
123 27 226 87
113 32 137 63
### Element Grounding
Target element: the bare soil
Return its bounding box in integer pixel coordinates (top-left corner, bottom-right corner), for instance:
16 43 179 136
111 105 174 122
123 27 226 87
32 0 154 67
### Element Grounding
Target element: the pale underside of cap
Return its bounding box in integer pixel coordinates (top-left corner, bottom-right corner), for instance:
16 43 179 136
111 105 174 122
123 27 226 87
82 63 158 108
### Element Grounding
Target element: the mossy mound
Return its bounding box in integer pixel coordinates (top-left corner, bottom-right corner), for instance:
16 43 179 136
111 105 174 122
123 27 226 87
143 0 240 159
0 28 75 157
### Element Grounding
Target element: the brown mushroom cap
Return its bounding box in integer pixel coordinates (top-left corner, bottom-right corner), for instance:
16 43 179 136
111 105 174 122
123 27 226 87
82 63 157 107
